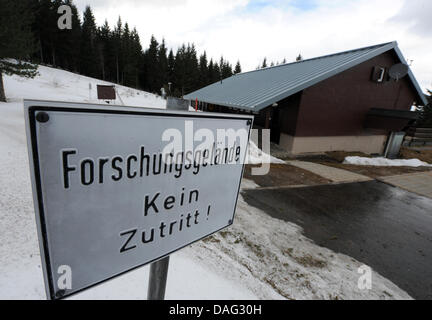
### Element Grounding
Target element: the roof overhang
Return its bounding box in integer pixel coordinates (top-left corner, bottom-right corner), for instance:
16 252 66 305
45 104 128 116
364 108 420 131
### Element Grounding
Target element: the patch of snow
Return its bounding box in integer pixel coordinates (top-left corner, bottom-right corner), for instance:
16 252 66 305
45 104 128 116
344 156 432 167
246 141 285 164
240 178 261 190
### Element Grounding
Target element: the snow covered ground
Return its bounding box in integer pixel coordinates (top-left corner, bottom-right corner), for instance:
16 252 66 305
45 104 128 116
2 64 166 108
190 191 411 300
344 156 432 167
0 64 411 299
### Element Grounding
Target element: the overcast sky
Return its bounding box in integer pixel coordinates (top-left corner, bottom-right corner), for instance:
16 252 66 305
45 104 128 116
73 0 431 92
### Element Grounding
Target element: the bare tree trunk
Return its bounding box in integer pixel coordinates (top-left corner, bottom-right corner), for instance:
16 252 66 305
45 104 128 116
0 73 6 102
101 59 105 80
52 46 56 67
116 56 119 84
39 37 44 63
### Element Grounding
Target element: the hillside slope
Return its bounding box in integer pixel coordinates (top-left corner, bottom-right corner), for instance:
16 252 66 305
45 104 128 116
2 64 166 108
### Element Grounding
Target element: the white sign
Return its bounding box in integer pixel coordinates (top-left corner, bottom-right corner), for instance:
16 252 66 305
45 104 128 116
24 100 252 299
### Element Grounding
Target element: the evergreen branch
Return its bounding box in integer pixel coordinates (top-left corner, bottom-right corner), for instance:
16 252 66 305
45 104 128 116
0 59 39 78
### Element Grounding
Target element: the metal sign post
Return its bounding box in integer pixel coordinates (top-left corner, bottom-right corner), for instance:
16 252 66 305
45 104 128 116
147 256 170 300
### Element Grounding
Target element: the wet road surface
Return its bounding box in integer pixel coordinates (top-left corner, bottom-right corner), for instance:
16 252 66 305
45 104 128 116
242 181 432 299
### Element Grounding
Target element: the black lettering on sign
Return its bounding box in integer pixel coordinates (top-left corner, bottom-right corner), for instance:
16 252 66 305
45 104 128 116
119 229 137 253
61 149 77 189
235 146 241 162
143 189 200 217
164 196 175 210
98 157 109 184
140 146 150 177
202 149 209 167
189 189 199 203
127 154 137 179
80 158 94 186
142 228 154 243
159 222 166 238
111 156 123 181
144 192 160 216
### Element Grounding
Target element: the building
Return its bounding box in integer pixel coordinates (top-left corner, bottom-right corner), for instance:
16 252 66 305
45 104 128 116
184 42 427 155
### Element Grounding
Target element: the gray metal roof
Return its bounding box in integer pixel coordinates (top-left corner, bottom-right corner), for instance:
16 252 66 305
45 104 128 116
184 41 428 111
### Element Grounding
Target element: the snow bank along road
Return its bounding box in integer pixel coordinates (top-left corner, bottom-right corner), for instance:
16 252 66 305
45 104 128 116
0 65 412 299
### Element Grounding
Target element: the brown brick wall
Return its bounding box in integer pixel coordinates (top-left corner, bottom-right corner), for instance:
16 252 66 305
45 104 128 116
295 50 418 137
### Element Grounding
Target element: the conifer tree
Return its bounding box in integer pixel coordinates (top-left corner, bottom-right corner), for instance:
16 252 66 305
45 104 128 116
57 0 82 71
98 20 111 80
207 59 215 85
113 17 123 84
0 0 38 102
80 6 99 78
68 1 82 71
121 23 133 85
213 61 221 83
234 61 242 74
185 44 199 92
173 44 187 96
198 52 209 87
157 39 168 92
130 27 143 88
143 35 159 92
34 0 60 66
167 49 175 91
219 56 233 79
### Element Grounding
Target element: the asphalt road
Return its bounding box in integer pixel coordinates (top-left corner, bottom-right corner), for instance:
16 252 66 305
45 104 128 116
242 181 432 299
